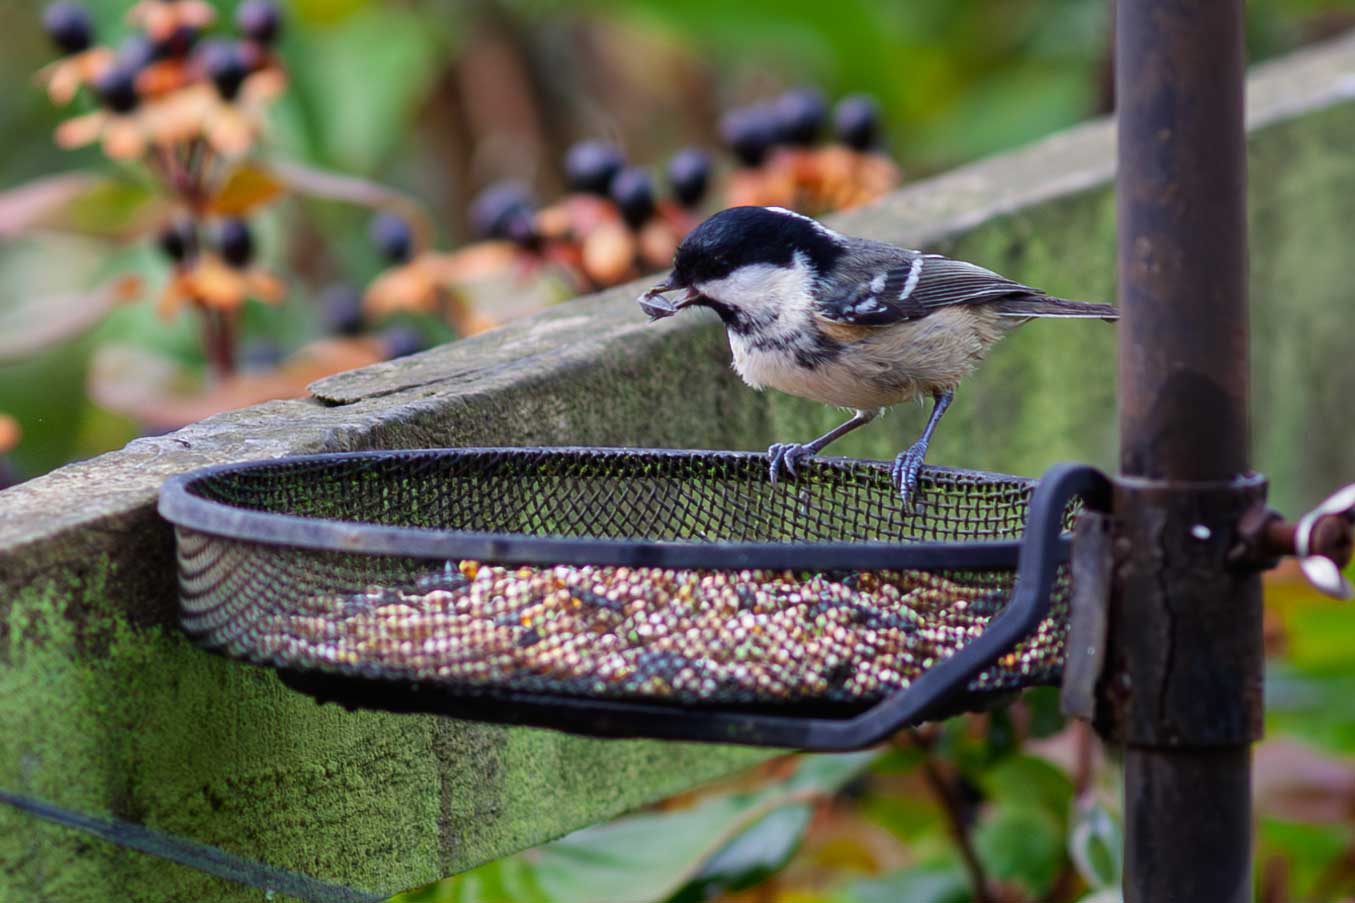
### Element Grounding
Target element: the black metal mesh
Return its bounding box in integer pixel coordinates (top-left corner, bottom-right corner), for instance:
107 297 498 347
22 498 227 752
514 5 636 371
168 448 1076 706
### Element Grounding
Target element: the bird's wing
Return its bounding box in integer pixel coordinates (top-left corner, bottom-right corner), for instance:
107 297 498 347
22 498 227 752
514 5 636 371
816 253 1043 326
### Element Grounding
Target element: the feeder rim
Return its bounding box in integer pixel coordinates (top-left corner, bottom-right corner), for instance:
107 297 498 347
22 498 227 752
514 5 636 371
157 446 1060 570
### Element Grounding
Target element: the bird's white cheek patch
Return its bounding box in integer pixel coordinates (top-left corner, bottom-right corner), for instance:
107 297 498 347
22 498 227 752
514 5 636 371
696 254 818 321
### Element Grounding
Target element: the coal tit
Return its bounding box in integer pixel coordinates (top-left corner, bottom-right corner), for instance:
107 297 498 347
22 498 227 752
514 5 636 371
640 206 1117 505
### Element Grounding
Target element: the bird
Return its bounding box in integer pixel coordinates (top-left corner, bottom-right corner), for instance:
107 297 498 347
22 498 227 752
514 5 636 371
638 205 1117 506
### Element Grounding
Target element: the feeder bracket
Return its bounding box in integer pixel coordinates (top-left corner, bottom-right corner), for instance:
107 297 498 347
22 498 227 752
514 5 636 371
1231 482 1355 599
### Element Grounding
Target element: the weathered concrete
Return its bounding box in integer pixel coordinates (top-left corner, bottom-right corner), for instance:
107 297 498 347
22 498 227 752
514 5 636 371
3 31 1355 902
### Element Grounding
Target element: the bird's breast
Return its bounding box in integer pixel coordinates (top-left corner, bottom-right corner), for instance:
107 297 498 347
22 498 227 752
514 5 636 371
726 307 1012 409
728 330 909 409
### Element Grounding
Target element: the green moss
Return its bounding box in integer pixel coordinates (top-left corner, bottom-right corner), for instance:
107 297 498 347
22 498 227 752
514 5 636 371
0 561 761 902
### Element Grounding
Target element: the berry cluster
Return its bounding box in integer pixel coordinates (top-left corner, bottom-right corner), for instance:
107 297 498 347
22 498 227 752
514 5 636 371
38 0 295 378
361 87 898 320
479 140 712 289
42 0 286 161
720 88 897 211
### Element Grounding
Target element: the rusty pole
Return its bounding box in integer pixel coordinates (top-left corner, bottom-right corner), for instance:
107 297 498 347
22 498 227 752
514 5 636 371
1113 1 1261 901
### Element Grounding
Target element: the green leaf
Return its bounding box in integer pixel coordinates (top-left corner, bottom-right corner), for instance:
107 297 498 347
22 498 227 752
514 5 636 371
416 752 877 903
0 173 165 242
836 861 971 903
283 6 444 173
670 804 812 902
1024 686 1068 738
973 803 1063 897
1267 665 1355 754
980 755 1073 826
862 792 946 845
1258 818 1349 901
1068 800 1121 890
1281 604 1355 675
0 275 142 364
1075 891 1123 903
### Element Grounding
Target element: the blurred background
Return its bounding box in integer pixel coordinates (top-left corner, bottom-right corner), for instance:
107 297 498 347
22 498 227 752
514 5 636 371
1 0 1351 484
4 3 1355 902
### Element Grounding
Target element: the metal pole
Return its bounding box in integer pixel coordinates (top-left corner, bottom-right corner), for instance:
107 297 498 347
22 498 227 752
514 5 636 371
1114 1 1260 902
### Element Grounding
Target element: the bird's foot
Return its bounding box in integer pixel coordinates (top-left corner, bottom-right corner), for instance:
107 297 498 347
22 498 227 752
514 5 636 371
891 442 929 510
768 442 816 485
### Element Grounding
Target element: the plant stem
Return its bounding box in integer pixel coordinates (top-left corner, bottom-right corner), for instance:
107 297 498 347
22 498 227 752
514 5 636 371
200 308 235 380
910 730 995 903
1309 839 1355 901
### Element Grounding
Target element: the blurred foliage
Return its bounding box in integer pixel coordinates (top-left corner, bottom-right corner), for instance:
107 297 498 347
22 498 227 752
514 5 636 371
3 0 1352 480
391 566 1355 903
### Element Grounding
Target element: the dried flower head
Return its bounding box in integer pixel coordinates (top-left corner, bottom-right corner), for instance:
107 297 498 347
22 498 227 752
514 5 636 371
127 0 215 42
0 414 20 455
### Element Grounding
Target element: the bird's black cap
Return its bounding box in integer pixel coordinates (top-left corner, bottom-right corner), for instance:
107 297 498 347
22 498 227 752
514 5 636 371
670 206 844 287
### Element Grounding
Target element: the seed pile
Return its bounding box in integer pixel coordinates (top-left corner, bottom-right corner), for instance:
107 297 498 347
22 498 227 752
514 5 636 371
252 560 1069 704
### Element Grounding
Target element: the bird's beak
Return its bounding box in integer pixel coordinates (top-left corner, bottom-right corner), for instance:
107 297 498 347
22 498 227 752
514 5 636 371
638 277 703 321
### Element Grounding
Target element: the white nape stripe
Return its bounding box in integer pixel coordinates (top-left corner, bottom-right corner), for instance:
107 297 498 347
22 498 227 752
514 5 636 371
898 256 924 301
764 206 842 241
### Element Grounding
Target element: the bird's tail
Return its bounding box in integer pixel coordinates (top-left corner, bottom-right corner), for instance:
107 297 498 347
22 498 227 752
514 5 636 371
996 295 1119 321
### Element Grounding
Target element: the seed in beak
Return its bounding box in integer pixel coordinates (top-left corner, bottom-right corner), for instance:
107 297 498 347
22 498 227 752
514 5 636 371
638 283 702 322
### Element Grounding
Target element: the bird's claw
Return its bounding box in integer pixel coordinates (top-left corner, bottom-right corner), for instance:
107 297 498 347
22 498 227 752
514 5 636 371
768 443 814 485
891 443 929 511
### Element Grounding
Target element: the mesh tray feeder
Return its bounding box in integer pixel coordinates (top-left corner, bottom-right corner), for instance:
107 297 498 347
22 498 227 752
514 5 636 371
158 448 1109 750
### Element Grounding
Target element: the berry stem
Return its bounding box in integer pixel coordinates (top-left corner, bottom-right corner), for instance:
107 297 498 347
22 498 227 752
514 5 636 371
201 307 237 380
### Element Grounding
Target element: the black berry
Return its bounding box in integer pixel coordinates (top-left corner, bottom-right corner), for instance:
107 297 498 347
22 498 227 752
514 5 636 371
665 147 711 208
239 338 285 370
368 212 413 263
608 167 655 228
720 105 777 167
774 87 827 146
319 284 365 336
380 325 425 360
0 459 18 492
564 140 624 196
93 64 139 113
217 218 254 267
154 24 200 59
469 181 534 240
116 34 157 72
502 211 541 251
235 0 282 44
834 94 882 151
157 219 197 262
198 39 249 101
42 2 92 55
